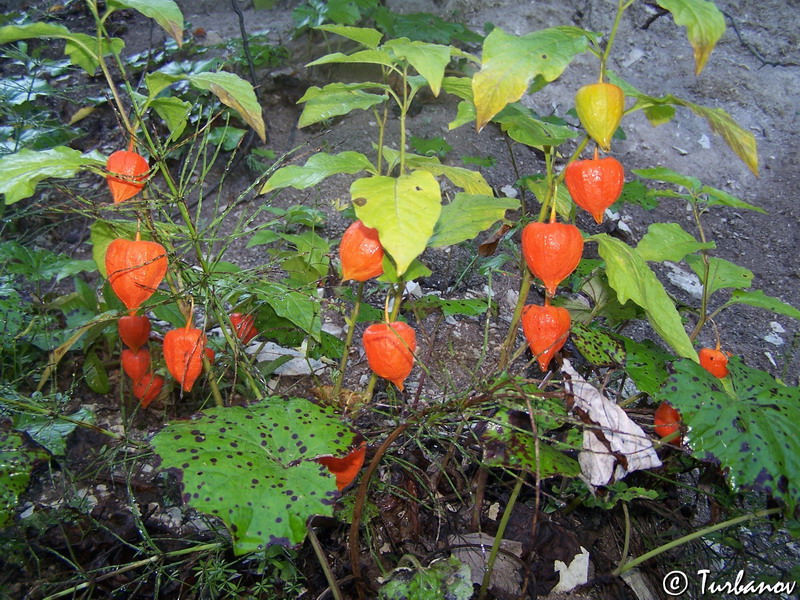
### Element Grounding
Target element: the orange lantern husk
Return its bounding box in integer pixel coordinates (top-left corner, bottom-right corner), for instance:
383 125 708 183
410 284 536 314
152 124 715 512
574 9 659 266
699 347 729 378
106 149 149 203
521 303 571 371
654 401 682 444
230 313 258 344
118 314 151 351
134 373 164 408
564 150 624 224
362 321 416 390
521 222 584 296
122 348 151 382
163 324 207 392
318 443 367 491
340 220 384 281
106 236 168 311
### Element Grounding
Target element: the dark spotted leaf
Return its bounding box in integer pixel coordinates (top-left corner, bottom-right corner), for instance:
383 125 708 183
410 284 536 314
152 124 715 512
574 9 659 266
0 428 50 527
624 338 675 396
151 397 361 554
658 358 800 510
570 323 625 366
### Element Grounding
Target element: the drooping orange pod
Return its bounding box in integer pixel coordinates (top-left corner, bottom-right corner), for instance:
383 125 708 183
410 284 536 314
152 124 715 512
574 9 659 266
163 324 207 392
230 313 258 344
521 222 584 296
564 150 624 224
122 348 151 383
362 321 416 391
118 314 151 351
654 401 682 443
105 236 168 311
133 373 164 408
521 303 571 371
340 220 384 281
204 347 216 363
317 443 367 491
699 347 729 378
106 149 149 203
575 82 624 152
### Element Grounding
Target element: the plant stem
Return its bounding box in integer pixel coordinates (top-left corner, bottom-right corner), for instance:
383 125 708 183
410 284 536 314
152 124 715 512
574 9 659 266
612 507 782 576
478 473 526 600
689 200 711 342
307 527 344 600
333 281 364 400
600 0 632 81
42 541 224 600
498 269 532 371
0 396 130 443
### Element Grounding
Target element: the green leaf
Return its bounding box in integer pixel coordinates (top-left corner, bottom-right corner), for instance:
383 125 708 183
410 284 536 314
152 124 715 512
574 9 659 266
0 147 105 205
145 71 182 98
374 7 483 45
306 49 395 69
246 230 281 248
377 256 431 283
685 254 753 296
493 103 577 148
409 136 452 158
379 556 474 600
151 96 191 141
623 338 675 397
617 180 659 211
632 167 700 192
351 172 442 276
428 193 519 248
262 284 320 341
109 0 184 47
481 408 580 477
64 33 125 74
382 148 493 195
13 406 95 457
83 350 110 394
656 0 725 75
701 185 765 213
260 152 376 194
570 323 626 367
635 222 715 263
151 397 361 553
725 290 800 321
297 82 388 128
659 358 800 510
0 23 124 74
609 73 758 175
189 72 265 142
315 24 383 49
384 38 451 96
89 220 140 278
521 174 574 219
472 26 590 130
0 428 49 527
593 234 697 360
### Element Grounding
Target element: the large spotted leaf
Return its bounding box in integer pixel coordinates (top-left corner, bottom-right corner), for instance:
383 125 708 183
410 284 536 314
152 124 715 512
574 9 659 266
658 358 800 510
151 397 361 554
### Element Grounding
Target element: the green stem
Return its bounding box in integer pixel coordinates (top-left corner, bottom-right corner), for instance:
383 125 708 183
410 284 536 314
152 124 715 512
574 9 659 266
612 507 782 576
600 0 632 80
478 473 526 599
498 269 532 371
1 396 129 443
42 542 224 600
398 66 409 174
307 527 344 600
689 200 711 342
333 281 364 400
